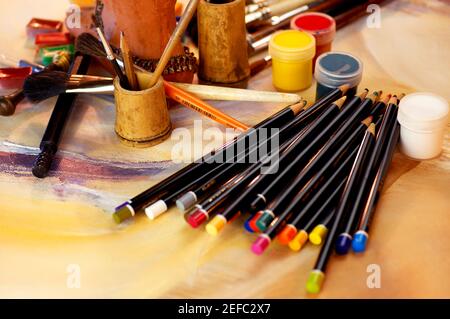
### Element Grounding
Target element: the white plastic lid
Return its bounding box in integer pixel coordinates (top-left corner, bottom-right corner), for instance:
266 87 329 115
398 92 449 132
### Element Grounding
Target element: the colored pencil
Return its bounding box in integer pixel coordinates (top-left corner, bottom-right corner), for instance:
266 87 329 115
174 105 311 215
338 96 399 252
204 95 348 235
306 122 377 294
251 117 374 254
179 85 349 222
112 101 306 223
277 118 371 245
249 90 376 214
279 152 353 246
352 122 400 253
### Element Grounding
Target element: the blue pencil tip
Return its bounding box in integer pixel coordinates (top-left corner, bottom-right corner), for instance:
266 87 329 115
352 231 368 253
335 234 352 255
244 218 255 233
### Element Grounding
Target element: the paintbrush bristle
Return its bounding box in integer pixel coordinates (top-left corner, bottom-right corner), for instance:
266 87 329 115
75 33 107 58
23 71 70 102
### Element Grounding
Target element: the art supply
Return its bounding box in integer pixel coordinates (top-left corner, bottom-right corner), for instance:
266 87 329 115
75 33 249 130
32 54 91 178
0 53 44 73
247 0 347 55
205 90 350 235
39 44 74 66
277 143 359 246
352 123 401 253
0 67 32 89
120 32 139 91
23 72 113 102
176 103 310 216
96 27 130 90
198 0 250 85
250 56 272 77
148 0 200 87
249 90 374 214
113 102 305 223
26 18 63 38
290 12 336 68
306 122 377 294
397 93 449 160
0 52 71 117
163 82 250 131
251 112 377 255
269 30 315 92
314 51 363 100
21 70 301 105
35 32 72 48
335 123 378 255
114 72 172 148
246 0 314 25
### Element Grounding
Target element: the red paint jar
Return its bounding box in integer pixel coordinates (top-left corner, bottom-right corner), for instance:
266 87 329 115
0 67 32 89
290 12 336 70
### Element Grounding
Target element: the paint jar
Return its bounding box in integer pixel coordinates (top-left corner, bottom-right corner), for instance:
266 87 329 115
290 12 336 69
314 51 363 100
397 92 449 160
114 72 172 148
269 30 316 92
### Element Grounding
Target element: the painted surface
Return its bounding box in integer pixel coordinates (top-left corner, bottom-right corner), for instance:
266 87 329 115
0 0 449 298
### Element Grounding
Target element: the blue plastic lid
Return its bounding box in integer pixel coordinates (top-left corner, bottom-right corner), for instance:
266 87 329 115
315 51 363 88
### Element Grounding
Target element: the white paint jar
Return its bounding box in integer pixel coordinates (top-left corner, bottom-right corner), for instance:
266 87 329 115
398 93 449 160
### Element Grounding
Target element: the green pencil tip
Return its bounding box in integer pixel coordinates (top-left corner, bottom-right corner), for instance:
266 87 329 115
306 270 325 294
113 206 134 224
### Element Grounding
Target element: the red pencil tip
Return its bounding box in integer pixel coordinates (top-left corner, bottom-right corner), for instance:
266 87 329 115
187 208 209 229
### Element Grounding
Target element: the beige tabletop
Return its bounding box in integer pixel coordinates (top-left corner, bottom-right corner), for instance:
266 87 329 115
0 0 449 298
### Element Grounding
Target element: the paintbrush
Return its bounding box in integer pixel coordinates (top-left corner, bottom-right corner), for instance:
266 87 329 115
120 31 139 91
23 71 302 104
0 51 71 116
32 54 91 179
76 33 250 131
96 27 130 90
148 0 200 88
23 71 113 102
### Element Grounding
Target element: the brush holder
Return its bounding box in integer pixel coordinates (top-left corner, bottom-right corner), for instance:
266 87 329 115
197 0 250 86
114 72 171 148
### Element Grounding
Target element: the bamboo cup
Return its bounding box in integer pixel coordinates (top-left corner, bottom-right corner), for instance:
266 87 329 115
198 0 250 85
114 72 171 148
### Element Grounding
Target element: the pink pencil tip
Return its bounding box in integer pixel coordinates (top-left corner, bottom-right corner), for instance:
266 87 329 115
251 236 270 255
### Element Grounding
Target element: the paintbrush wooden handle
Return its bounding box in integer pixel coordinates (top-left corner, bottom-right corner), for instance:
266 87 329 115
149 0 200 87
170 82 301 104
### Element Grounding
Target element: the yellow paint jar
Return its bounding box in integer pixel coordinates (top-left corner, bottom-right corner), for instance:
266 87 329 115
269 30 316 92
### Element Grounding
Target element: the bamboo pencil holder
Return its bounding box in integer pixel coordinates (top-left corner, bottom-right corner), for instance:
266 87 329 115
197 0 250 85
114 73 171 148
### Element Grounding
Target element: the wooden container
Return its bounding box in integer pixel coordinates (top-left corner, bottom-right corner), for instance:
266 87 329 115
197 0 250 85
109 0 193 84
114 72 172 148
